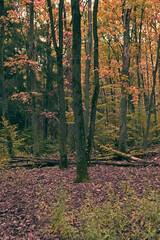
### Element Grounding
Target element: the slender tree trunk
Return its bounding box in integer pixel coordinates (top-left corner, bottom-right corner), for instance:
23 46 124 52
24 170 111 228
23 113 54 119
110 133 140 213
134 6 144 124
84 0 92 138
64 10 76 152
28 0 39 156
144 35 160 151
44 25 52 140
71 0 89 182
119 8 131 153
153 91 158 139
159 42 160 93
0 0 7 118
57 52 68 168
87 0 99 162
47 0 68 168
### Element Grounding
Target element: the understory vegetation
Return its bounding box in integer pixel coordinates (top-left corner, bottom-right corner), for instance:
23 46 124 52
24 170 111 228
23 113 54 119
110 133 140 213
49 183 160 240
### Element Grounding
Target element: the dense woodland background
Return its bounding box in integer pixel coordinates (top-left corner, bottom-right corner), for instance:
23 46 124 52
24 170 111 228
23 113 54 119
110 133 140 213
0 0 160 181
1 1 160 238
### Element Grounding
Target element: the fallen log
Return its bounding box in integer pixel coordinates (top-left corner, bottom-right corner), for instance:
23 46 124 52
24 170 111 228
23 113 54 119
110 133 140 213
5 150 160 168
98 145 160 166
8 160 160 168
99 145 143 160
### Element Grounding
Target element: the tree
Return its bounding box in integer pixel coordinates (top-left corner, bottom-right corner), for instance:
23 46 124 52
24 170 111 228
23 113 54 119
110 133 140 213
0 0 7 117
27 0 39 156
119 6 131 153
47 0 68 168
87 0 99 162
84 0 92 138
143 34 160 150
71 0 89 182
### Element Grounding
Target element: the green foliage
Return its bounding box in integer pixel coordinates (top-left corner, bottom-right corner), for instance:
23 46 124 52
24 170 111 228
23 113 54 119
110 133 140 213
19 127 33 154
49 182 160 240
40 139 60 154
0 117 22 158
49 189 79 239
95 111 119 148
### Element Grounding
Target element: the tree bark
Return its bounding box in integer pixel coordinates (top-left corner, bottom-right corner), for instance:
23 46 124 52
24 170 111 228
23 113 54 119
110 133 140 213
27 0 39 156
47 0 68 168
44 24 53 140
71 0 89 182
0 0 7 118
87 0 99 162
144 35 160 151
84 0 92 138
119 7 131 153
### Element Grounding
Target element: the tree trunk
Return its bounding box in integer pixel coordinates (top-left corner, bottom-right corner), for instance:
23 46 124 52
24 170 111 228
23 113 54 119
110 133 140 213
47 0 68 168
0 0 7 118
64 9 76 152
44 24 52 140
134 6 144 130
87 0 99 162
119 8 131 153
84 0 92 138
71 0 89 182
143 35 160 151
27 0 39 156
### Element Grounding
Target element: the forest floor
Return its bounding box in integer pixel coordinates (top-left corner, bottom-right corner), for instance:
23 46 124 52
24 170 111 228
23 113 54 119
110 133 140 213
0 152 160 239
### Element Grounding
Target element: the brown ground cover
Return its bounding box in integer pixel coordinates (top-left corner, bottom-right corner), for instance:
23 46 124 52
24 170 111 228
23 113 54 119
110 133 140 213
0 163 160 239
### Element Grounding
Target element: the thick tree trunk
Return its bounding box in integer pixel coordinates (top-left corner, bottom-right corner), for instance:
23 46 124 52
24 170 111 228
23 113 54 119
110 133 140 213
87 0 99 162
47 0 68 168
71 0 89 182
0 0 7 117
84 0 92 138
119 8 131 153
144 35 160 151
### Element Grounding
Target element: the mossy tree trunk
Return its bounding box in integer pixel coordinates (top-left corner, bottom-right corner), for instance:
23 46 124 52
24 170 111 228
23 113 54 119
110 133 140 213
71 0 89 182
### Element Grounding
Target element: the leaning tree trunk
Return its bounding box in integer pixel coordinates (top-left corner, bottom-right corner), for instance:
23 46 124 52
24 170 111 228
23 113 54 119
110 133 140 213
47 0 68 168
71 0 89 182
119 7 131 153
0 0 7 118
87 0 99 162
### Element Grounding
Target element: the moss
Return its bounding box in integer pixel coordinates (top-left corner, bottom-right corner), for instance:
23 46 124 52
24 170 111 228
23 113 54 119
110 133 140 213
59 154 68 169
74 162 90 183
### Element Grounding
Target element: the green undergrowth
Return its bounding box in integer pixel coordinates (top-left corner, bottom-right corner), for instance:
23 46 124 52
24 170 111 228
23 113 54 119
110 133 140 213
49 182 160 240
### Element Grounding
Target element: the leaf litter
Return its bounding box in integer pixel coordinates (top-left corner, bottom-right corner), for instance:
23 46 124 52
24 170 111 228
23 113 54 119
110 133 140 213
0 163 160 239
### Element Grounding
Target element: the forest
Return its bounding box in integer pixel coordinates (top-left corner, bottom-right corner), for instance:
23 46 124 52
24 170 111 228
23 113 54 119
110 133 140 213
0 0 160 239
